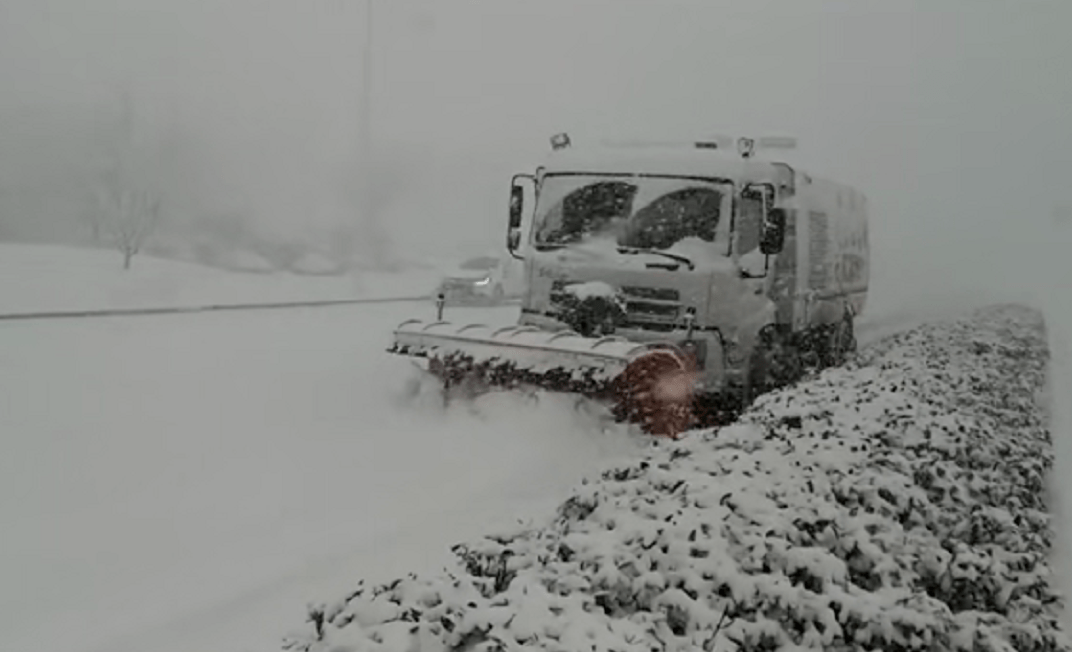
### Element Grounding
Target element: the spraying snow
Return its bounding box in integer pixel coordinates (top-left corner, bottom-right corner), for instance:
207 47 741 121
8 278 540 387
0 301 644 652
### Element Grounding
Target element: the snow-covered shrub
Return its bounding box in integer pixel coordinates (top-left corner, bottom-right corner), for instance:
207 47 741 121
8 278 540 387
280 304 1069 652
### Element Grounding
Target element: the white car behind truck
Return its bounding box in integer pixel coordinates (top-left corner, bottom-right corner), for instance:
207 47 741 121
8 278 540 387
436 254 525 304
391 135 870 435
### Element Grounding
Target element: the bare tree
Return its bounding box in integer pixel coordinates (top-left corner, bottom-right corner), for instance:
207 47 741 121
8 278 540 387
106 187 162 269
92 84 166 269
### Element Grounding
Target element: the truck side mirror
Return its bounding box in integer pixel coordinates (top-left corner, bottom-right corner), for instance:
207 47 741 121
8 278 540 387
507 174 535 260
509 185 524 229
759 208 786 255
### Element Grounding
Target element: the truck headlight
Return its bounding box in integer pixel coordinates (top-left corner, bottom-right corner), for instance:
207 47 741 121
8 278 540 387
723 339 743 365
474 277 491 286
679 338 707 368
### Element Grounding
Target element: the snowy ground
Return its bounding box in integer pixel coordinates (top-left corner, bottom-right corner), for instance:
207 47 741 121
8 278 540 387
0 300 645 652
2 237 1070 651
0 244 449 314
1041 267 1072 627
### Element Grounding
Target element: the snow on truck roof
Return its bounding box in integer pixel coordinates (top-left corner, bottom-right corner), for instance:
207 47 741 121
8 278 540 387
537 145 792 183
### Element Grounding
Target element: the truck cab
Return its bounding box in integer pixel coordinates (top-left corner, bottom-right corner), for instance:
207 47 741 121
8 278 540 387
506 135 868 398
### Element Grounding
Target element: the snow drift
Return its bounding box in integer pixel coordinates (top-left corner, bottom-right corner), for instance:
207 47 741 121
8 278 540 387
0 243 442 315
278 304 1068 651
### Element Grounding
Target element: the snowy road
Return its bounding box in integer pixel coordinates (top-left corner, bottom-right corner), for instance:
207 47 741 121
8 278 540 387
2 278 1066 651
0 302 643 652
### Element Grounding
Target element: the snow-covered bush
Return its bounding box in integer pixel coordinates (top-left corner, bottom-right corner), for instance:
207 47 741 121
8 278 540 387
280 304 1069 652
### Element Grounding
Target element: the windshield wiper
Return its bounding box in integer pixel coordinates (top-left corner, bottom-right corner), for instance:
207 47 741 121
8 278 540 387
616 246 695 271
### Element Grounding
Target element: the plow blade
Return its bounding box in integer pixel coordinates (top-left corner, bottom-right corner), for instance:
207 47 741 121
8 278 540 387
389 319 702 437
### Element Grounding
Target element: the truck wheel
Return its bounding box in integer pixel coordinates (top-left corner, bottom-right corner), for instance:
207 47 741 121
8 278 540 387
824 316 857 367
743 348 768 405
693 391 740 428
797 329 824 371
745 327 803 404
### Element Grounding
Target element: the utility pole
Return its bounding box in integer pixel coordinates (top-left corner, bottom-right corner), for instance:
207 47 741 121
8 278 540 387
357 0 373 229
351 0 392 267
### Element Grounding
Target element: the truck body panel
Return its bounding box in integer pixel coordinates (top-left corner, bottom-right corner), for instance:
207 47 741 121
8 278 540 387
514 142 868 390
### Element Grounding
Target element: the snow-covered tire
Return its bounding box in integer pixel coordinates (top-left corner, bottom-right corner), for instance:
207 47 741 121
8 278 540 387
822 315 857 368
745 326 803 403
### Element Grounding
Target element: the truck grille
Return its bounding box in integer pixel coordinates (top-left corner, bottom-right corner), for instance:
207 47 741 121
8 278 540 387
620 286 681 330
550 281 683 332
620 286 679 302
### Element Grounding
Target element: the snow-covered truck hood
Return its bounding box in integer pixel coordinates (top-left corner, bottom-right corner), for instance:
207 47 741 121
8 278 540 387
525 245 762 333
548 236 738 272
523 239 776 343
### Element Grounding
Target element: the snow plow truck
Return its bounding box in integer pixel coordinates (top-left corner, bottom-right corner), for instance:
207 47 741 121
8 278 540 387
389 134 870 437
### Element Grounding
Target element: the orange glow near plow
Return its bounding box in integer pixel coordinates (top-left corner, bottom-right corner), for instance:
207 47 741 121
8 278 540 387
615 348 702 439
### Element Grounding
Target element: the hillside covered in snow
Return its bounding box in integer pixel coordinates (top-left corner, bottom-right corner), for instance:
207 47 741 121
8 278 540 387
0 244 446 315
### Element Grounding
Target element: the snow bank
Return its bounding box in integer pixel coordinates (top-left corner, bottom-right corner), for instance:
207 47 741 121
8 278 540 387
219 249 277 274
279 304 1069 652
288 252 345 276
0 244 444 314
1045 306 1072 630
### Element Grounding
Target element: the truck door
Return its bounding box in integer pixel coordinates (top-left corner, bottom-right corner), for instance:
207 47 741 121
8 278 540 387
770 209 799 327
736 185 769 277
741 183 799 326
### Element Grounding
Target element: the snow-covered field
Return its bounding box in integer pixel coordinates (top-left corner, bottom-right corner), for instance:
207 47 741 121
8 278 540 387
0 244 448 315
1 241 1069 652
0 300 648 652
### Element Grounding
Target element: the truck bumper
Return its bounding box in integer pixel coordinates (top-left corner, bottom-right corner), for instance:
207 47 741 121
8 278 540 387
517 311 744 394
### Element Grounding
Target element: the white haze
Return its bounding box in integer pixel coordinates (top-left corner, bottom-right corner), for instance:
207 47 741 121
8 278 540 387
1 0 1069 298
1 0 1072 644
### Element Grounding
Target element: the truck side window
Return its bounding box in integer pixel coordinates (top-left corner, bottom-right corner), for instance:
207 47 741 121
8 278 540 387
736 194 763 255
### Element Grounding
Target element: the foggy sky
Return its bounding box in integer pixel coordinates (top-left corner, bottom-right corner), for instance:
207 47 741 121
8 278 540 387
1 0 1069 302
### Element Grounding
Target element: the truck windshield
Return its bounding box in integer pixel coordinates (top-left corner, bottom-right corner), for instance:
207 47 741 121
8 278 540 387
532 174 731 253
